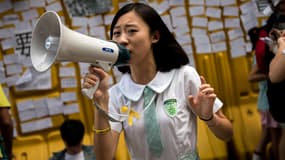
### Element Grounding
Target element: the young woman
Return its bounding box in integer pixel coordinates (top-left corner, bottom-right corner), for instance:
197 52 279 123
82 2 233 160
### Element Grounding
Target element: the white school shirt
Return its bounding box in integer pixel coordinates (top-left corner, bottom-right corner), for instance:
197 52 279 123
109 65 222 160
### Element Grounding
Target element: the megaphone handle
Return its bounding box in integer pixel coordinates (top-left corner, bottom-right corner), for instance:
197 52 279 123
81 79 100 100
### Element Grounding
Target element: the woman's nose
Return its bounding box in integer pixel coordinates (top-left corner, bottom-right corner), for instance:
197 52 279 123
116 33 128 46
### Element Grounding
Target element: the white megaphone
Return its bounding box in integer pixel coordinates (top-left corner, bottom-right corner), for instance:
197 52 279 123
30 11 130 99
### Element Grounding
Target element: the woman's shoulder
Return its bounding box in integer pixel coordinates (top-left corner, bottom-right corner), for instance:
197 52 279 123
180 65 196 71
172 65 201 87
109 73 131 98
176 65 198 77
109 82 121 95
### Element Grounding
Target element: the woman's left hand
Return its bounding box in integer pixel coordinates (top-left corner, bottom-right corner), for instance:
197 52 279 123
188 76 216 120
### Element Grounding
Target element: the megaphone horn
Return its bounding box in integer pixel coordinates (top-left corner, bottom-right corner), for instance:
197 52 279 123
31 11 130 72
30 11 130 99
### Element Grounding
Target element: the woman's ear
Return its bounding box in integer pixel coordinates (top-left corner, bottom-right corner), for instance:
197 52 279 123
151 31 160 43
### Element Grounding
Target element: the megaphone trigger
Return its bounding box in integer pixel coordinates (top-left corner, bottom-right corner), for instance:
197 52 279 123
81 62 109 100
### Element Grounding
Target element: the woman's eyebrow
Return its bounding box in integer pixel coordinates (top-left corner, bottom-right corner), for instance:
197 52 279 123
114 23 138 29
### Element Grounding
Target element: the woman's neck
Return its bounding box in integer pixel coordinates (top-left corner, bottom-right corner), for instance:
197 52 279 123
130 63 157 85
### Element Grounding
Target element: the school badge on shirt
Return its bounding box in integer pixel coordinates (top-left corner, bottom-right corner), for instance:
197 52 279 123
163 99 177 117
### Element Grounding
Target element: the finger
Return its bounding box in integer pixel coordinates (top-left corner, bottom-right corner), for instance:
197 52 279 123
200 76 206 84
199 84 211 90
85 73 99 82
89 64 105 73
188 95 196 106
207 93 217 99
91 67 108 80
201 88 214 94
84 77 97 86
209 93 216 98
83 82 93 88
88 65 96 73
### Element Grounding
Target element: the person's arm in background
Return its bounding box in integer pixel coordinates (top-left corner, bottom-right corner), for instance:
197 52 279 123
269 34 285 83
0 86 13 160
248 64 268 82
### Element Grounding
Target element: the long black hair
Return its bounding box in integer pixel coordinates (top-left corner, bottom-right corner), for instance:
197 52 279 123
110 2 189 73
248 12 279 50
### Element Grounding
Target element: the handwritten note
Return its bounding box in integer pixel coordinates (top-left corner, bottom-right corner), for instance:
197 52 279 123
61 77 77 88
46 1 62 12
208 21 224 31
59 66 76 77
189 6 205 16
88 15 104 26
20 117 53 133
206 7 221 18
63 103 80 115
210 31 226 43
192 17 208 27
61 91 77 102
33 99 49 118
46 98 63 116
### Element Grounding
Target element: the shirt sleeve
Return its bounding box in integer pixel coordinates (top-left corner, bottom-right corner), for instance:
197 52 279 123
0 85 11 107
108 87 123 133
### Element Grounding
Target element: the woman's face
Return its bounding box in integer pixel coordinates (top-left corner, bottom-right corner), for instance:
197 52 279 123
112 11 158 65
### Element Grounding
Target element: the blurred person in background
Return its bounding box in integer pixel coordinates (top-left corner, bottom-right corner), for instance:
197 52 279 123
248 12 281 160
49 119 96 160
0 84 13 160
263 7 285 160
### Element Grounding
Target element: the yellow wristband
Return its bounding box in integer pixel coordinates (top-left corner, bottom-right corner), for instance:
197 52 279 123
93 127 110 134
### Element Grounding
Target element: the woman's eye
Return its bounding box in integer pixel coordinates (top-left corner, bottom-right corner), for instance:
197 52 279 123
128 29 137 34
113 31 120 36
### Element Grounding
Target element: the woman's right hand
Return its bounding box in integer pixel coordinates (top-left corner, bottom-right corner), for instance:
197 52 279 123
82 65 110 105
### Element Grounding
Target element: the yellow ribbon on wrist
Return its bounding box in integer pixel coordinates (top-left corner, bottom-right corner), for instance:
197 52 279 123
93 126 111 134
